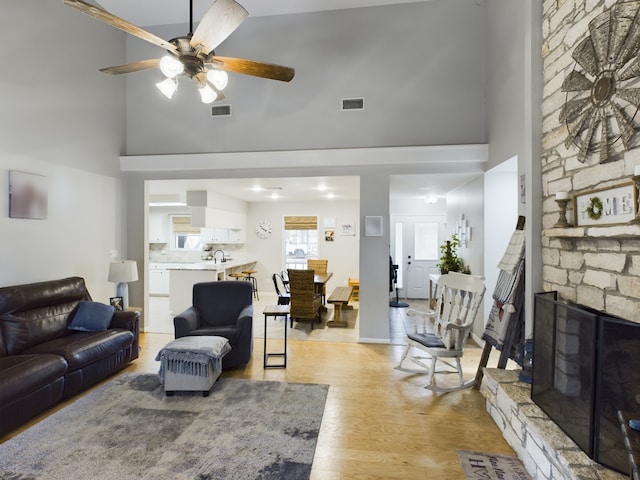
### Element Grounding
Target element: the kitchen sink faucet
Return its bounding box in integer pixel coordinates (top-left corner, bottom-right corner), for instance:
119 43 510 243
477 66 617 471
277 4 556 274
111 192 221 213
212 250 226 263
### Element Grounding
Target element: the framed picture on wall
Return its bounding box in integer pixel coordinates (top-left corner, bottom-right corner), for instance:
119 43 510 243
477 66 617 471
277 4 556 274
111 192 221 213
323 216 337 228
340 221 355 236
364 216 383 236
9 170 48 219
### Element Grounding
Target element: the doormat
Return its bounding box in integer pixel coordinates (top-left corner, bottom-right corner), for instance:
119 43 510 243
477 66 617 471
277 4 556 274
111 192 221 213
458 450 532 480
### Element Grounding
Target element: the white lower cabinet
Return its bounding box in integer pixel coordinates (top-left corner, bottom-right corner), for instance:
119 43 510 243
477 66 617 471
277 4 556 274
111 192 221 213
149 264 170 295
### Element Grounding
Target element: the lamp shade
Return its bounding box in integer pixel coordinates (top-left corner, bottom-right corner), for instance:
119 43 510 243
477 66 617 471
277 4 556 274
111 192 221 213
108 260 138 283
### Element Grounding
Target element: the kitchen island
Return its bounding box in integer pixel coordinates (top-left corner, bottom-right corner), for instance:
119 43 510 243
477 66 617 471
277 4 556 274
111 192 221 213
167 259 257 316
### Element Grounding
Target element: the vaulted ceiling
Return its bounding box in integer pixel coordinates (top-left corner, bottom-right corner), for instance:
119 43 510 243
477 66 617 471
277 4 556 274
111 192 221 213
98 0 434 26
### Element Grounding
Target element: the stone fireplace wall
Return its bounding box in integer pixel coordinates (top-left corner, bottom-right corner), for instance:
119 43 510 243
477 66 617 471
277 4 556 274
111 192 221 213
541 0 640 322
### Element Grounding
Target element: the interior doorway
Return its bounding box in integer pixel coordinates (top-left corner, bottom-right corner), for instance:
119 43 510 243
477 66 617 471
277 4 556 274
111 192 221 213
391 214 446 300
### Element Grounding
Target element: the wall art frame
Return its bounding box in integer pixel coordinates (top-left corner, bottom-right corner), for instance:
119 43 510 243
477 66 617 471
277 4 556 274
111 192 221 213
573 182 637 226
8 170 48 219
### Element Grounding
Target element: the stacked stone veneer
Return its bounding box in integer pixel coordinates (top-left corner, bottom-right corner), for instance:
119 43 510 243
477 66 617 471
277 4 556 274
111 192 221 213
541 0 640 321
481 368 627 480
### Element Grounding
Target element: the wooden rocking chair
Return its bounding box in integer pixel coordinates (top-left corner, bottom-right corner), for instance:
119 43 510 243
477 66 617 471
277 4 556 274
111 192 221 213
395 272 486 393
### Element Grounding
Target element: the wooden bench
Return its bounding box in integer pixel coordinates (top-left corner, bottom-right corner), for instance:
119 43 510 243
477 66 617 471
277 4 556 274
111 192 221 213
327 286 353 328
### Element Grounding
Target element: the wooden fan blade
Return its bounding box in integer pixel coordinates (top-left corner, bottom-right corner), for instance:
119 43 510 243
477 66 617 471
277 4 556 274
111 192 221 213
191 0 248 55
63 0 177 54
209 56 295 82
100 59 162 75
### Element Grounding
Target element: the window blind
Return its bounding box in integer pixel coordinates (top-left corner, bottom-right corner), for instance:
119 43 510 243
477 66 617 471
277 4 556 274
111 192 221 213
284 216 317 230
172 215 200 234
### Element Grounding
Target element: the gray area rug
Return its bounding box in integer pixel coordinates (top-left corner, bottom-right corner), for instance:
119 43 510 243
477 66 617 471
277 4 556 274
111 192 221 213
458 450 532 480
0 373 328 480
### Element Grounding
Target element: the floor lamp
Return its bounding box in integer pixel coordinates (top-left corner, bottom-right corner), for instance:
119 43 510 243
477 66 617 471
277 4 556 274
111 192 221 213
108 260 138 309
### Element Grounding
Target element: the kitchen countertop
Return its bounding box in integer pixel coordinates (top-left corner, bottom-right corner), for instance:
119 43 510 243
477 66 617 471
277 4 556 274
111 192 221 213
165 259 255 271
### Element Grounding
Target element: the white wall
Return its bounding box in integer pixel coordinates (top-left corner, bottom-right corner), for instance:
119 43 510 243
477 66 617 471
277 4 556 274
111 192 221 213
446 175 485 338
486 0 543 333
247 199 360 297
483 157 519 324
0 1 126 298
0 163 123 302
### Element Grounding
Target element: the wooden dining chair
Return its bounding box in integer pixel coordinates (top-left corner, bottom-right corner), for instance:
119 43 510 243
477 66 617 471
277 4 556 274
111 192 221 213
287 269 322 329
306 259 328 303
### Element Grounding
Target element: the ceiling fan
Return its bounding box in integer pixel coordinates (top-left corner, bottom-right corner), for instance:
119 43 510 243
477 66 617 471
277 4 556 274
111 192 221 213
63 0 295 103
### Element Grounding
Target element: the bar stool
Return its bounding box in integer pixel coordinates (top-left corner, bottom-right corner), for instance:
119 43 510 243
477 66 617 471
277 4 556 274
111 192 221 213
228 272 247 280
242 269 259 300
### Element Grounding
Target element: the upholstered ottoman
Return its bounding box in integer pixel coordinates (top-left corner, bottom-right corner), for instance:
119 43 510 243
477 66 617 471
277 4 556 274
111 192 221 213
155 336 231 397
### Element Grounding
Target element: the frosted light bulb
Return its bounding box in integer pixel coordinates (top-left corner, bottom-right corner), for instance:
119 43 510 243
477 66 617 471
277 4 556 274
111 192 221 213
159 56 184 78
206 69 228 90
155 78 178 99
198 84 217 104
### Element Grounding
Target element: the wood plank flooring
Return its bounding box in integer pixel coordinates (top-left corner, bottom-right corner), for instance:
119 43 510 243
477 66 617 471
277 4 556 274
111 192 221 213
1 308 517 479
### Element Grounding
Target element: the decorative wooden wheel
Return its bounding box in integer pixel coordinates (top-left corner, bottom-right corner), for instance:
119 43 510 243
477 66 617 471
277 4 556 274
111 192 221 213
560 1 640 163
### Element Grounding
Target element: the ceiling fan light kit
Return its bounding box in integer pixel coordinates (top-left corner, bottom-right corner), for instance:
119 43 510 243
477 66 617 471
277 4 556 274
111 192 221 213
63 0 295 105
159 56 184 78
155 77 179 99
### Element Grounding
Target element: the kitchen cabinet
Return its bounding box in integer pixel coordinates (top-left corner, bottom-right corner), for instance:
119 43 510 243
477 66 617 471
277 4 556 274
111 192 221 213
201 227 244 244
228 228 243 243
149 213 168 243
149 263 170 295
201 228 228 243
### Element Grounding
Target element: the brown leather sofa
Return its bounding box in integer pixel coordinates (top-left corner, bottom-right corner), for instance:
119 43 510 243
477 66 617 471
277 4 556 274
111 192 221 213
0 276 139 437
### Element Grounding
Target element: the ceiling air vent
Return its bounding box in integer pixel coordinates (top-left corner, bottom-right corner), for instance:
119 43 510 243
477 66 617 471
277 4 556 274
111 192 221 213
341 97 365 111
211 105 231 117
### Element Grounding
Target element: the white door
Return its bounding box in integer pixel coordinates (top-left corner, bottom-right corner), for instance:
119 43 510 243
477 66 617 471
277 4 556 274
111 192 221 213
392 215 446 299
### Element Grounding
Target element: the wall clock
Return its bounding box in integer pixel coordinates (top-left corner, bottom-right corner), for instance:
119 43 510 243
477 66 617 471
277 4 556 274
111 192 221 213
255 220 272 239
560 2 640 164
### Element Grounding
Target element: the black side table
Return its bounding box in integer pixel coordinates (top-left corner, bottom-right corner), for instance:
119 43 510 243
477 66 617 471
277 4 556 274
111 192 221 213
263 305 290 368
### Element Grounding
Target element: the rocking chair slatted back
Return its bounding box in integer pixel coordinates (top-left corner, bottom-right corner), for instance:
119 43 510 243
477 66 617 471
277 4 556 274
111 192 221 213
434 272 486 350
396 272 486 393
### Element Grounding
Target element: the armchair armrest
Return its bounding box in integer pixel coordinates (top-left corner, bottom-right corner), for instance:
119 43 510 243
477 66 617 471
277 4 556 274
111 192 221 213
235 305 254 337
174 306 201 338
446 322 471 331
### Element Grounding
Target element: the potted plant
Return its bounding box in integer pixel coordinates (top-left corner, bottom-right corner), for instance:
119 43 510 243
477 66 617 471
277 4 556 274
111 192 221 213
437 234 470 274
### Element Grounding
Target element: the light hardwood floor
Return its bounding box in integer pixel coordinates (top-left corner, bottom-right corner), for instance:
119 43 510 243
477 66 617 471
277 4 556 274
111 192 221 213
2 324 517 479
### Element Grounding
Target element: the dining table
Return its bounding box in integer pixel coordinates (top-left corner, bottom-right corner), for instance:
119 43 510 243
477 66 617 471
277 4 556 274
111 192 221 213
314 272 333 310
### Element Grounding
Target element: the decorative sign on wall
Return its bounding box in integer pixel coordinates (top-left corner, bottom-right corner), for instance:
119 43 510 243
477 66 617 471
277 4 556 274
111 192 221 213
560 2 640 164
573 182 637 226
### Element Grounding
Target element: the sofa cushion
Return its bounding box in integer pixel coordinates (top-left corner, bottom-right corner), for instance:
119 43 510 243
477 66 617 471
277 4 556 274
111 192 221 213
0 354 68 404
68 301 115 332
22 329 134 371
189 326 241 344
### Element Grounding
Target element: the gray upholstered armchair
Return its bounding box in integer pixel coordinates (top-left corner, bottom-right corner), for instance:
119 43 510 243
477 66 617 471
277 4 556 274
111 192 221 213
174 281 253 368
